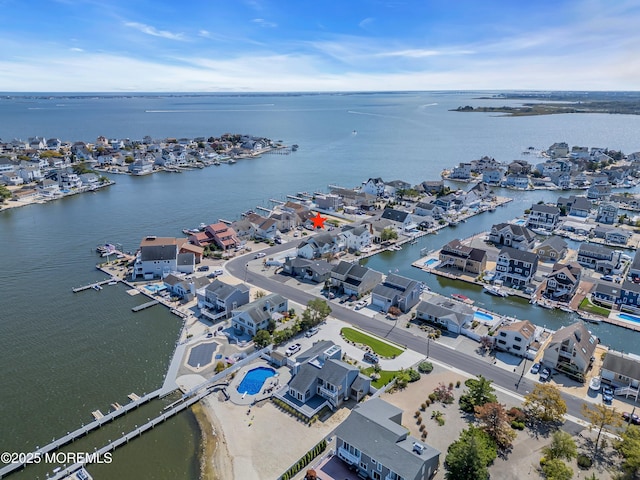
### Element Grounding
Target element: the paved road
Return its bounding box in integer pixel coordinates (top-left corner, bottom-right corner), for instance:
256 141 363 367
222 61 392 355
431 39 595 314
227 239 589 425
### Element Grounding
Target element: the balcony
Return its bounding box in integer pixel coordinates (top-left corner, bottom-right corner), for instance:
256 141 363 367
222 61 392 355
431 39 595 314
338 446 360 465
319 385 339 399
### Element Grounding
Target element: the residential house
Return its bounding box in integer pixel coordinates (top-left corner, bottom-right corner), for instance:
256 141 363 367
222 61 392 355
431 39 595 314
548 142 569 158
277 341 371 415
488 223 536 251
380 208 417 232
128 158 154 175
178 239 204 264
245 213 279 240
163 274 210 301
600 351 640 399
363 218 395 244
371 273 421 313
433 193 463 211
335 398 440 480
38 179 61 198
339 225 372 252
504 173 530 189
576 243 621 274
415 180 444 195
467 181 496 201
596 202 619 225
415 294 474 334
414 202 444 219
550 172 571 189
450 162 472 180
176 252 195 275
438 239 487 274
568 197 593 217
494 320 536 357
507 160 532 175
628 254 640 281
231 293 288 336
526 204 561 231
495 247 539 287
542 322 598 382
58 172 82 189
197 280 250 321
543 262 581 302
0 158 17 174
591 282 621 307
535 236 568 262
471 155 502 173
17 166 43 183
330 261 383 297
314 193 342 211
205 222 239 250
282 257 333 283
297 232 343 259
592 226 631 246
619 280 640 312
133 236 178 279
385 179 412 196
2 172 24 186
587 184 611 200
362 177 386 197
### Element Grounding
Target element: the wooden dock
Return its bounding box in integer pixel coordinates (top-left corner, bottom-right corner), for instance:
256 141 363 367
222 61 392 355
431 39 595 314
132 300 159 312
128 392 141 402
91 410 104 420
72 279 111 293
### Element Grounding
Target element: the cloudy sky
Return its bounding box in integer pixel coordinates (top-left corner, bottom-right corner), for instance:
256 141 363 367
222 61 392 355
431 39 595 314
1 0 639 92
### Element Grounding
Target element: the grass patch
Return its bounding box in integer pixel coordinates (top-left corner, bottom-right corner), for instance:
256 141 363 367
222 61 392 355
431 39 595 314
579 297 611 316
362 367 399 388
341 327 404 357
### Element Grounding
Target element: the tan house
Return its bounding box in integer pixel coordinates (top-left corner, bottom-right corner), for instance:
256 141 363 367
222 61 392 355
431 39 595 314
535 236 568 262
439 239 487 274
494 320 536 358
542 322 598 382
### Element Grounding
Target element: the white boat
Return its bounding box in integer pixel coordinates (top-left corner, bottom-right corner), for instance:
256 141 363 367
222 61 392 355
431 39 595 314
559 305 574 313
589 376 601 391
538 301 555 309
93 284 103 291
580 314 602 324
483 285 508 297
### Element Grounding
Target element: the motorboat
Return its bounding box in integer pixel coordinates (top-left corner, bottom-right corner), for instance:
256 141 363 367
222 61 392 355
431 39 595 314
589 376 601 391
580 313 603 324
483 285 508 297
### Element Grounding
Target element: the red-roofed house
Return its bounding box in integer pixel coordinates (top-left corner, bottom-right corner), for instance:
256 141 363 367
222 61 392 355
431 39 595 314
205 222 239 250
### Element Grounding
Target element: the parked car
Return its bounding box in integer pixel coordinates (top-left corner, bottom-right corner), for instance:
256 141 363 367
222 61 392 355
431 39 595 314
539 367 551 381
198 265 210 272
208 268 224 278
601 275 614 282
355 300 368 310
623 411 640 424
363 352 379 364
304 327 319 338
530 363 540 374
255 252 267 259
286 343 301 356
602 385 614 403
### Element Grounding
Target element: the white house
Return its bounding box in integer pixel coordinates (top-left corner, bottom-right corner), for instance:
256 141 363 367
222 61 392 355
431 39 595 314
339 225 372 252
133 236 178 279
494 320 536 357
361 177 386 196
231 294 288 337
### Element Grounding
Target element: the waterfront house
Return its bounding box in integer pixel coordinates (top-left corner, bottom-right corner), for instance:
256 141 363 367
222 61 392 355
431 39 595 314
197 279 250 321
297 232 344 259
205 222 239 251
619 280 640 311
507 160 532 175
415 180 444 195
134 236 178 279
178 239 204 264
339 225 372 252
128 158 154 175
504 173 530 189
548 142 570 158
38 179 61 198
163 274 210 300
268 210 298 232
282 257 333 283
329 187 377 210
495 320 536 357
231 293 288 336
488 223 536 251
277 341 371 416
12 187 38 200
385 179 412 196
550 172 571 189
314 193 342 211
535 236 568 262
371 273 421 313
438 239 487 274
543 262 581 302
414 201 444 219
495 246 539 287
566 196 593 217
467 181 496 201
542 322 597 382
450 162 472 180
334 398 440 480
17 166 43 183
0 158 17 174
2 172 24 186
596 202 619 225
481 168 503 185
526 204 561 232
587 184 611 200
577 243 621 274
380 208 417 232
628 254 640 281
433 193 464 211
592 226 631 246
362 218 395 244
592 281 621 307
330 261 383 297
415 294 474 334
362 177 386 197
58 171 82 189
600 351 640 400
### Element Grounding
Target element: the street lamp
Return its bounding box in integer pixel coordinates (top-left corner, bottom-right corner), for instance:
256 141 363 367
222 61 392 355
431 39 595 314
244 263 249 282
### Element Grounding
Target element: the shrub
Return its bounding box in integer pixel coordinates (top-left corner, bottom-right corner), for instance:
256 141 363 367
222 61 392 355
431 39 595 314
577 453 593 470
420 403 426 411
421 431 428 439
407 368 421 383
416 417 422 425
415 410 421 418
418 361 434 374
425 399 431 407
449 382 454 389
511 421 525 430
428 393 437 402
456 380 461 388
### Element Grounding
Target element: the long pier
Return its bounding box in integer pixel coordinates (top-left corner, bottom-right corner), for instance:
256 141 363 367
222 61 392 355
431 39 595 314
132 300 159 312
0 389 163 478
72 279 112 293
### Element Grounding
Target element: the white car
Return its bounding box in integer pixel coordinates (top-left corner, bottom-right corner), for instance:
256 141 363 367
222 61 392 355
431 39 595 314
254 252 267 259
286 343 301 356
355 300 368 310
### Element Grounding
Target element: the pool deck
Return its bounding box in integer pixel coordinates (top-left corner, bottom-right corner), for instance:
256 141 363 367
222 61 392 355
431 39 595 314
609 312 640 332
228 361 292 406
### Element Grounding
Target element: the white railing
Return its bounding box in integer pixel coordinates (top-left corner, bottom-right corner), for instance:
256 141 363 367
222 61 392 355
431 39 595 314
338 446 360 465
318 386 339 399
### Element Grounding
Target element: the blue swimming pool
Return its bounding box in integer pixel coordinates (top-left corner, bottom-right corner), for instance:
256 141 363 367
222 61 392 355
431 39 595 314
425 258 438 266
237 366 276 395
619 313 640 324
474 311 494 321
514 219 526 226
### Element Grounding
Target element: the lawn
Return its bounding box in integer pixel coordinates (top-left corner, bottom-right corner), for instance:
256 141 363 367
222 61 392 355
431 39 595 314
579 297 611 316
341 327 404 357
361 367 399 389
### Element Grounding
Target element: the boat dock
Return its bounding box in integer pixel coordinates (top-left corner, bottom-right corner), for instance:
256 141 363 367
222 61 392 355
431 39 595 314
91 410 104 420
0 389 164 478
132 300 159 312
72 279 112 293
127 393 141 402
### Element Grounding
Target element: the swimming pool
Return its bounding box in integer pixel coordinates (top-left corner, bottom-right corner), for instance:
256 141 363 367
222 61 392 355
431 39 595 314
514 219 526 226
619 313 640 324
145 284 166 293
474 311 494 321
237 366 276 395
424 259 438 267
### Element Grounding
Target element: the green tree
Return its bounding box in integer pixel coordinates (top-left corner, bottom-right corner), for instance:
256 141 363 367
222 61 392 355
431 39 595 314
581 403 622 461
614 425 640 480
543 430 577 461
252 329 272 348
541 458 573 480
380 227 398 242
445 426 497 480
523 384 567 424
300 298 331 330
0 185 11 203
474 402 517 450
459 375 497 412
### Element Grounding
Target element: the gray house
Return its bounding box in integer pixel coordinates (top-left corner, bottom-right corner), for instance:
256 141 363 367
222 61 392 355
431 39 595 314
576 243 620 274
488 223 536 250
231 293 288 336
415 294 474 334
330 261 383 297
371 273 421 313
197 279 250 321
282 257 333 283
335 398 440 480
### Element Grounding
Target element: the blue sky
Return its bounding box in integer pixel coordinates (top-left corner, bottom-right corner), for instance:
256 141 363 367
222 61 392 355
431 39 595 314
1 0 639 91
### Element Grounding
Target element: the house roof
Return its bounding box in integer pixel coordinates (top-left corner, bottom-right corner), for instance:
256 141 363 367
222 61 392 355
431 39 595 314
381 208 410 223
499 320 536 340
547 322 597 366
205 279 250 300
578 243 614 257
295 340 336 364
492 223 535 242
163 274 183 286
498 246 538 264
140 244 178 262
602 351 640 382
416 295 473 327
233 293 286 314
593 282 620 297
177 252 194 266
317 358 358 386
332 260 353 277
622 279 640 294
288 363 319 393
530 204 561 215
334 398 440 480
140 236 177 247
571 197 593 211
537 236 568 252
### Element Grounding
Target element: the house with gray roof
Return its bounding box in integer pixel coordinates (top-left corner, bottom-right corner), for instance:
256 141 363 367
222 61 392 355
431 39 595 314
414 201 444 219
542 322 598 382
371 273 421 313
439 239 487 274
381 208 416 231
526 203 561 231
596 201 619 225
415 294 474 334
282 257 333 283
335 398 440 480
196 279 250 321
629 254 640 281
275 342 371 418
543 262 581 302
495 246 539 287
592 226 631 246
488 223 536 250
591 281 621 307
297 232 344 259
339 224 372 252
535 236 568 262
330 261 383 297
577 243 621 274
231 293 288 336
601 351 640 400
133 236 179 279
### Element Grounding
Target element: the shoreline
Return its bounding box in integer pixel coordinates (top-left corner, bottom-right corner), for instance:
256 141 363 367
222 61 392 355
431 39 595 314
192 400 234 480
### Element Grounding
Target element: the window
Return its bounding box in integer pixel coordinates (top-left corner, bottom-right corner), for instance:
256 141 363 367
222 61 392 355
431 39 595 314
513 345 521 351
360 462 367 471
514 336 522 342
498 339 506 345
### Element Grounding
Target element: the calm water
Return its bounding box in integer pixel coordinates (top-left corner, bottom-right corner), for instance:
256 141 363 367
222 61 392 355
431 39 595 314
1 92 640 479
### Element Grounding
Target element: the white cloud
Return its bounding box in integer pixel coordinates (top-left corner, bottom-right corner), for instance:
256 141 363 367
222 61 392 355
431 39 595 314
69 47 84 52
376 48 474 58
252 18 277 28
358 17 374 29
124 21 185 40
